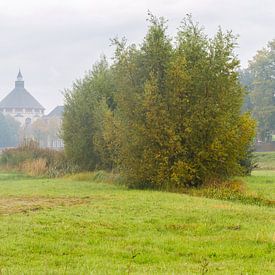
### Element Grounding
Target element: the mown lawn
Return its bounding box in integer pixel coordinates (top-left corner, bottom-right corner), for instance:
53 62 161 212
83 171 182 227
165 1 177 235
0 172 274 274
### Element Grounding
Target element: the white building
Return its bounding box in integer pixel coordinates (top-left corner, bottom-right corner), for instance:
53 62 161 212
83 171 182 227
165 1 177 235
0 71 45 125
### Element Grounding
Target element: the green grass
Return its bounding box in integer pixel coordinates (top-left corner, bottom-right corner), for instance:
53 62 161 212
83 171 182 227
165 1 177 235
0 172 274 274
243 151 275 200
243 170 275 201
253 151 275 170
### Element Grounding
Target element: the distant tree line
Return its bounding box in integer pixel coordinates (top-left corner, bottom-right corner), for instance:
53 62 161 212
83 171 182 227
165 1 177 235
62 14 255 189
240 40 275 142
0 114 61 149
0 113 20 148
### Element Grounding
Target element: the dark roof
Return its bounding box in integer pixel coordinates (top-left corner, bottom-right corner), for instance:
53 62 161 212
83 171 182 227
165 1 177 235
0 88 45 110
0 71 44 110
46 106 64 117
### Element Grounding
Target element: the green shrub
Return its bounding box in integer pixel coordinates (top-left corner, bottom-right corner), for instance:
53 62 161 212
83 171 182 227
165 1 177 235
62 57 115 171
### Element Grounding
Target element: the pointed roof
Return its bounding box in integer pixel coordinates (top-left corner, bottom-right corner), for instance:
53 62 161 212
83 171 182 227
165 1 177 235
0 71 45 110
17 69 23 80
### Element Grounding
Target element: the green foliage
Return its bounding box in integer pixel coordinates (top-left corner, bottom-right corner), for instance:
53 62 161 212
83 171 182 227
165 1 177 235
239 145 257 175
0 113 20 148
111 14 255 188
62 56 115 170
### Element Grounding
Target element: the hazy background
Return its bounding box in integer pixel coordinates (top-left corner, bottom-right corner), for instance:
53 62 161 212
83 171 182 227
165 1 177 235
0 0 274 112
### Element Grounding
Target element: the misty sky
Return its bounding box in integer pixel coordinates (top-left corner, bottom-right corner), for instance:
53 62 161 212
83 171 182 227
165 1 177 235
0 0 274 112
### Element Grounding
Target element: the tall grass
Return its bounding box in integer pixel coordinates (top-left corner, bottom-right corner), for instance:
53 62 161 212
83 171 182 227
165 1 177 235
20 158 48 177
65 170 122 184
0 140 79 177
184 179 274 207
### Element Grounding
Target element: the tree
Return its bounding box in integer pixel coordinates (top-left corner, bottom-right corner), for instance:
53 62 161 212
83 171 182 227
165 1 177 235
0 114 20 148
61 14 255 188
111 14 255 188
61 56 115 170
240 40 275 141
32 117 61 148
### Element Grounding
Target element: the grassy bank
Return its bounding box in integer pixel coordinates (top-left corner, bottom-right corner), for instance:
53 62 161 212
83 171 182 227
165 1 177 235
0 172 274 274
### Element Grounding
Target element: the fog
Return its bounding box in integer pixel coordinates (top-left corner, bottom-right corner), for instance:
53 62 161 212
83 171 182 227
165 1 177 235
0 0 274 112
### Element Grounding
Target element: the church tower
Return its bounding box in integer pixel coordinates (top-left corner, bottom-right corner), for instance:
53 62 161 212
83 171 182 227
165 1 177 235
0 70 45 125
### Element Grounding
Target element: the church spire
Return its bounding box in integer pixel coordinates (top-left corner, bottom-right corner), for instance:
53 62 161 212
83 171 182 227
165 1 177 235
15 69 24 88
17 69 23 81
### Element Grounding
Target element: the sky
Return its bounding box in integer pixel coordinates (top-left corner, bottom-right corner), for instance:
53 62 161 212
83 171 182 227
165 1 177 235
0 0 274 112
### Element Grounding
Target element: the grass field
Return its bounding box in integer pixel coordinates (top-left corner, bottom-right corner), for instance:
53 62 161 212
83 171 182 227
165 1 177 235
0 172 274 274
243 171 275 201
254 151 275 170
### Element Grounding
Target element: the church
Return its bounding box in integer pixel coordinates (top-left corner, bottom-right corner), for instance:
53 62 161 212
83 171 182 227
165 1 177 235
0 70 45 125
0 71 64 149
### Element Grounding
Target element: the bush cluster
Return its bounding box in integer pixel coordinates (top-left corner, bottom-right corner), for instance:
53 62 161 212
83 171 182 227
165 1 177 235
62 14 255 189
0 140 79 177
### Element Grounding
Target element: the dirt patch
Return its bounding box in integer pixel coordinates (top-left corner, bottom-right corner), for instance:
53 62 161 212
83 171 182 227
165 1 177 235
166 223 197 231
0 196 92 215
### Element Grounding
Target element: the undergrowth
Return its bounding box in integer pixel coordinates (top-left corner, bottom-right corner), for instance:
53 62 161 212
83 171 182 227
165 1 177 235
64 171 122 184
65 172 274 207
0 142 273 208
183 179 274 207
0 140 79 177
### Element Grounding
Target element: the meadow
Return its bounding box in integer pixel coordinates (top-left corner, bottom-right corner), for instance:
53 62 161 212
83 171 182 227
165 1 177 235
0 167 274 274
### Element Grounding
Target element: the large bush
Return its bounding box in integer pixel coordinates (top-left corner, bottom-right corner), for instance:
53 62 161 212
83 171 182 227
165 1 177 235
110 15 255 188
62 14 255 189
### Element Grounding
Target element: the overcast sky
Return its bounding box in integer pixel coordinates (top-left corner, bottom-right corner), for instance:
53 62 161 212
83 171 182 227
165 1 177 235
0 0 274 112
